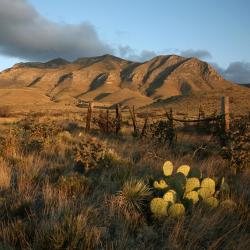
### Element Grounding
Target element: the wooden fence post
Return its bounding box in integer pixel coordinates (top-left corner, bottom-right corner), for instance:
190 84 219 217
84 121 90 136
140 114 149 138
85 102 94 131
115 104 122 134
129 105 138 137
106 108 109 133
221 96 230 131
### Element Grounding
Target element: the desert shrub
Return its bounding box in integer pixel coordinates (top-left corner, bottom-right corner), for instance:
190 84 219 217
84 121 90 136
219 117 250 174
92 111 118 133
149 160 236 218
148 120 176 146
14 117 63 153
72 136 107 174
0 130 19 159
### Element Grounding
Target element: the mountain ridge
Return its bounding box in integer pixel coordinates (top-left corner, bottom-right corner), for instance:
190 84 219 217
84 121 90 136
0 54 247 108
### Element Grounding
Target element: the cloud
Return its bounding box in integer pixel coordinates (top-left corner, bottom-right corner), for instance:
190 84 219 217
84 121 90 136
211 61 250 84
180 49 212 60
0 0 113 61
223 62 250 84
118 45 157 62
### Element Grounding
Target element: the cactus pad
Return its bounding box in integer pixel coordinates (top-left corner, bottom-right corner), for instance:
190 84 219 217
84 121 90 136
197 187 215 199
150 198 168 216
184 191 199 204
168 203 185 218
174 172 187 186
201 178 215 190
153 180 168 189
188 167 202 178
185 178 200 193
163 161 174 176
166 177 184 197
163 190 177 204
203 197 219 208
177 165 190 176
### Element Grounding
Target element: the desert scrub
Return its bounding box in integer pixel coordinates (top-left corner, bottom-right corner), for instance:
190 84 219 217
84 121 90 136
92 111 118 133
148 120 176 146
72 135 108 174
56 174 92 199
218 116 250 174
0 129 20 159
149 160 236 218
14 117 63 153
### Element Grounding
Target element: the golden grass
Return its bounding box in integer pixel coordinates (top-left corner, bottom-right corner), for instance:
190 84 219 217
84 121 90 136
0 112 249 249
0 157 11 190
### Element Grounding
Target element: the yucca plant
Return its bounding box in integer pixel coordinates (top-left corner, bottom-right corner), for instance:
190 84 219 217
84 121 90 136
116 179 152 222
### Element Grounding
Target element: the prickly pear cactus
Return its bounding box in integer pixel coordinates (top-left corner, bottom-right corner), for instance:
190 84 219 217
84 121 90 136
163 190 177 204
150 198 168 216
153 180 168 189
168 203 185 218
184 191 199 204
188 167 202 178
185 178 200 193
173 173 186 186
163 161 174 176
149 160 236 220
201 178 215 190
177 165 190 176
203 197 219 208
197 187 215 200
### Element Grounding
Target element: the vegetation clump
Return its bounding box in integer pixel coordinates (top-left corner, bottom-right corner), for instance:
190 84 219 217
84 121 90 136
72 136 107 173
149 160 236 218
219 117 250 174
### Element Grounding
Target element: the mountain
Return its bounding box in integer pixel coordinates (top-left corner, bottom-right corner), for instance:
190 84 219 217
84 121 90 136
239 83 250 88
0 54 249 111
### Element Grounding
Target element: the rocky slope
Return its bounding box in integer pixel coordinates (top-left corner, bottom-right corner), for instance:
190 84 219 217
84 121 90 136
0 54 244 108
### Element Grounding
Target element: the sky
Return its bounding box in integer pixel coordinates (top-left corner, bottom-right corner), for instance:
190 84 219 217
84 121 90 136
0 0 250 83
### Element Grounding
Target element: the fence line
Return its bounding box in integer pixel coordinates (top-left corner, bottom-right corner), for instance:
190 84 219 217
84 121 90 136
83 96 249 136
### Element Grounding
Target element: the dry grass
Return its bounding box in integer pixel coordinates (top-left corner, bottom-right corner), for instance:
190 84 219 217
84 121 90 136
0 157 11 189
0 112 249 249
0 106 11 117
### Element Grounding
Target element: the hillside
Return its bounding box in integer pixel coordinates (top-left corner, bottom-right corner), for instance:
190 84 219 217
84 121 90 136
0 54 249 113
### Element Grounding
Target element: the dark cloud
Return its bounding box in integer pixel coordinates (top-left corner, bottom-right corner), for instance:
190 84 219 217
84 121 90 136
211 61 250 84
118 45 157 62
0 0 113 61
180 49 212 60
0 1 249 84
223 62 250 84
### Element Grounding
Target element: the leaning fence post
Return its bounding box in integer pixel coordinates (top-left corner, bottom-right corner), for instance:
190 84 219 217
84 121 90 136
115 104 122 134
106 108 109 133
221 96 230 131
140 114 149 138
85 102 94 131
129 105 138 137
